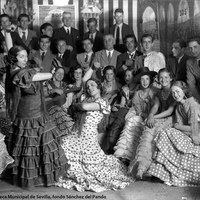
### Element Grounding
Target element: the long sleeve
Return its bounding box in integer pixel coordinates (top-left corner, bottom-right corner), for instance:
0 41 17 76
187 60 200 102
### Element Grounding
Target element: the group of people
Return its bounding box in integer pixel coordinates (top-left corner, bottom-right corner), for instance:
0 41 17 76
0 7 200 193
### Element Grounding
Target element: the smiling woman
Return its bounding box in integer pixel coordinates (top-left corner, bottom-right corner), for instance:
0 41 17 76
55 78 133 192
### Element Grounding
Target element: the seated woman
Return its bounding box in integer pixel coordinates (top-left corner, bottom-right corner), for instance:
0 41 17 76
101 65 121 105
114 67 157 166
148 81 200 186
105 68 139 154
56 78 133 192
128 68 175 179
45 66 75 134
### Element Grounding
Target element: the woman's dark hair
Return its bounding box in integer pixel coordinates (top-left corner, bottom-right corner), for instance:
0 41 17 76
103 65 115 78
85 78 103 97
69 65 83 82
172 81 192 98
5 45 27 122
6 45 26 65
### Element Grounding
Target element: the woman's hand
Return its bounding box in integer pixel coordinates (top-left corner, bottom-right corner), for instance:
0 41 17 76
146 114 155 128
191 135 200 145
173 123 180 130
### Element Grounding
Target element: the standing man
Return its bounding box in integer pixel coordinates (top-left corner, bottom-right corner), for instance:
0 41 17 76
109 8 135 53
187 37 200 103
16 13 37 50
52 12 80 53
116 34 142 84
0 14 28 52
83 18 104 53
135 34 166 73
167 39 189 82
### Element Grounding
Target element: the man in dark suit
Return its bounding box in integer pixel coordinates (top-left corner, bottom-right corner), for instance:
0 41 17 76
29 35 55 73
167 39 189 83
0 14 28 52
83 18 104 53
52 12 80 53
187 37 200 103
16 13 37 50
109 8 135 53
55 38 77 83
116 34 142 85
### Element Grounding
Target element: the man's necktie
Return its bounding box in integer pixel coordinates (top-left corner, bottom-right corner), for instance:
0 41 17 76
85 54 88 62
116 26 120 45
22 31 26 43
66 28 69 35
41 52 45 61
59 54 63 59
90 34 94 42
108 51 111 63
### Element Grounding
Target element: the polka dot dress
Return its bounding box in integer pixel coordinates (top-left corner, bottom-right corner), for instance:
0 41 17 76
55 98 134 192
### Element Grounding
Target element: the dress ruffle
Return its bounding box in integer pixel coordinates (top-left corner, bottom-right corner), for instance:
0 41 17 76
148 128 200 186
48 105 74 135
114 108 144 160
10 114 68 188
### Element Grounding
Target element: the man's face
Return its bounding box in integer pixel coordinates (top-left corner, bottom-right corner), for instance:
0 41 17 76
57 40 67 54
39 38 50 51
126 37 136 52
172 42 183 58
188 41 200 58
104 35 114 50
42 26 53 38
19 17 29 30
88 21 97 33
142 37 153 53
83 39 93 53
0 16 11 30
114 12 123 24
62 13 72 27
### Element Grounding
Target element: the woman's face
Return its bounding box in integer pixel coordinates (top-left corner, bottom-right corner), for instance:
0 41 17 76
158 71 172 88
171 85 185 102
16 50 28 68
140 75 151 89
54 68 64 81
105 69 114 82
86 80 100 97
74 68 83 81
125 70 133 85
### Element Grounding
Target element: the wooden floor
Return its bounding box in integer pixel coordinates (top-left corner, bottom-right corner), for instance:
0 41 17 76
0 177 200 200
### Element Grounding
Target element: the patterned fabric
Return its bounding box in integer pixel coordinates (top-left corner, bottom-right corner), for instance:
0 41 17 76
148 128 200 186
48 105 74 135
56 98 133 192
0 132 14 175
148 97 200 186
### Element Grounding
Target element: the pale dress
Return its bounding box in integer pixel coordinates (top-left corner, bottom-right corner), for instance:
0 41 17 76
149 97 200 186
56 98 133 192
